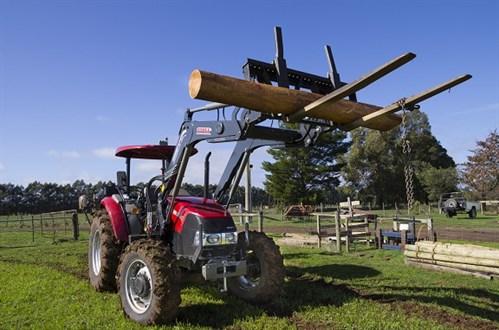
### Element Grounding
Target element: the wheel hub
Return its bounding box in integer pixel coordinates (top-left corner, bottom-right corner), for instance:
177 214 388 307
125 259 153 314
131 275 150 296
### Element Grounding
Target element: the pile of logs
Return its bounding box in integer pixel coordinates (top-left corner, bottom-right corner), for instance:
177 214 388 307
404 241 499 280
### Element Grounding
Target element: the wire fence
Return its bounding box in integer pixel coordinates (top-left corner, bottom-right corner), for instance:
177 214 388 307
0 210 84 248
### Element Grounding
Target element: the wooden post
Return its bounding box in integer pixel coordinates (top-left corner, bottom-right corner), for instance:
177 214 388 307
428 218 435 242
335 211 341 253
316 214 322 248
345 217 350 252
347 197 353 217
31 215 35 243
258 211 263 232
72 213 79 240
376 228 382 249
401 230 407 251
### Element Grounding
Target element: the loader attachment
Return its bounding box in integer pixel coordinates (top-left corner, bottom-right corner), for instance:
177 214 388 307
189 27 471 132
340 74 473 131
285 52 416 122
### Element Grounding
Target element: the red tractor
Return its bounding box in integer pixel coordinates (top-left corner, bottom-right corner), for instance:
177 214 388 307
80 27 470 324
83 142 285 324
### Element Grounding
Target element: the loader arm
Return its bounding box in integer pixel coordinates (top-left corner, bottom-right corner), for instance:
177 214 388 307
161 105 329 237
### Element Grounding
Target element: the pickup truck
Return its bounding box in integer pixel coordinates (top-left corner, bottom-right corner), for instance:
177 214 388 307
439 192 480 218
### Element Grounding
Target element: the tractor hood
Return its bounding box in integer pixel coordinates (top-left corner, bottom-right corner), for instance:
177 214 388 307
170 196 232 234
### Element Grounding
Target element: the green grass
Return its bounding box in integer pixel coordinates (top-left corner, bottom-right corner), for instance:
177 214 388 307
0 236 497 329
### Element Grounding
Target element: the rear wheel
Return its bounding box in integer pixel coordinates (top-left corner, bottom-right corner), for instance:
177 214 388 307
228 231 284 304
88 209 121 291
468 207 477 218
117 240 181 325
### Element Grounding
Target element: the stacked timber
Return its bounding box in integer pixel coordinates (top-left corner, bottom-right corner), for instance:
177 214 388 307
404 241 499 279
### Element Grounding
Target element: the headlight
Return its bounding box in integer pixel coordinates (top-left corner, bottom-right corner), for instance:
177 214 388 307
225 232 237 243
193 231 238 246
206 234 221 244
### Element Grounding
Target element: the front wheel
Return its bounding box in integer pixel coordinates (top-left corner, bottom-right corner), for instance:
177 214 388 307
227 231 284 304
117 240 181 325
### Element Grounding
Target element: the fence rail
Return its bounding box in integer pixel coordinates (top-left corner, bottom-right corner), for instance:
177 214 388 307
0 210 80 247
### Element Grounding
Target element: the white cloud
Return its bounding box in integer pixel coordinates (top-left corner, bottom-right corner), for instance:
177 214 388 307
136 160 164 174
96 115 112 123
92 147 116 159
0 163 5 171
46 149 81 159
76 171 106 184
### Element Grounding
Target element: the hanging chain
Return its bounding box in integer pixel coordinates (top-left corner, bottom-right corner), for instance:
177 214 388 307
399 98 415 213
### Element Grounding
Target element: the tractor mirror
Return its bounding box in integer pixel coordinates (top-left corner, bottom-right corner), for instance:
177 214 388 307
117 171 128 189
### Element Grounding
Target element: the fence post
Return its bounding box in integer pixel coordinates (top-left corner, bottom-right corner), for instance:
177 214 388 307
258 211 263 233
335 210 341 253
376 228 382 249
345 217 350 253
316 214 321 248
401 230 407 251
72 213 79 240
31 215 35 243
52 216 56 243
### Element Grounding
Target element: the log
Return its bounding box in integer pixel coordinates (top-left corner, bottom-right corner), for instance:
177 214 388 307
405 260 494 280
189 70 402 131
405 256 499 275
404 250 499 268
405 242 499 260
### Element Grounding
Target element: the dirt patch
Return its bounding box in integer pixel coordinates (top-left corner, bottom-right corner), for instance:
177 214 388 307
436 228 499 243
388 300 498 330
265 226 499 243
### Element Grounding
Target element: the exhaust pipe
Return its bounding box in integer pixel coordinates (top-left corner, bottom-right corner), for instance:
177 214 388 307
204 152 212 198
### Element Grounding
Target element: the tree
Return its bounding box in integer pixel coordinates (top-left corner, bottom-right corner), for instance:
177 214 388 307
417 166 458 201
262 130 349 206
460 130 499 200
340 109 455 205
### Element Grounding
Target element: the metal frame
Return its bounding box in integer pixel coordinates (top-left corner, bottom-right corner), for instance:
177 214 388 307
157 28 346 236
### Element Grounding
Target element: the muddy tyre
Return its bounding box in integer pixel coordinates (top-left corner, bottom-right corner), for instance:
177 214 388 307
228 231 284 304
88 209 121 291
117 240 181 325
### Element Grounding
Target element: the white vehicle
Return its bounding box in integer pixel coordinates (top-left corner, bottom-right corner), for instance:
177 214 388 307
439 192 479 218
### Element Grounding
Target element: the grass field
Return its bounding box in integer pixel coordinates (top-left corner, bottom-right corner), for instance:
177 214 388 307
0 228 498 329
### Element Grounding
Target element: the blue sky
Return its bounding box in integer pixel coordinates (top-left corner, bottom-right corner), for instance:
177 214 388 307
1 0 498 188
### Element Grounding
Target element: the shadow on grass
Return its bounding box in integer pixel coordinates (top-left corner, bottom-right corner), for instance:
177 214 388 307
175 263 379 327
361 284 499 323
175 260 498 328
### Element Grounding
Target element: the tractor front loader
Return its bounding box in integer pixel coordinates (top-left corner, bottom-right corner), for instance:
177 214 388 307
80 27 470 325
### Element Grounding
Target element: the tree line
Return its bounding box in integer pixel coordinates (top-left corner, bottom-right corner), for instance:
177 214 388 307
0 180 272 216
